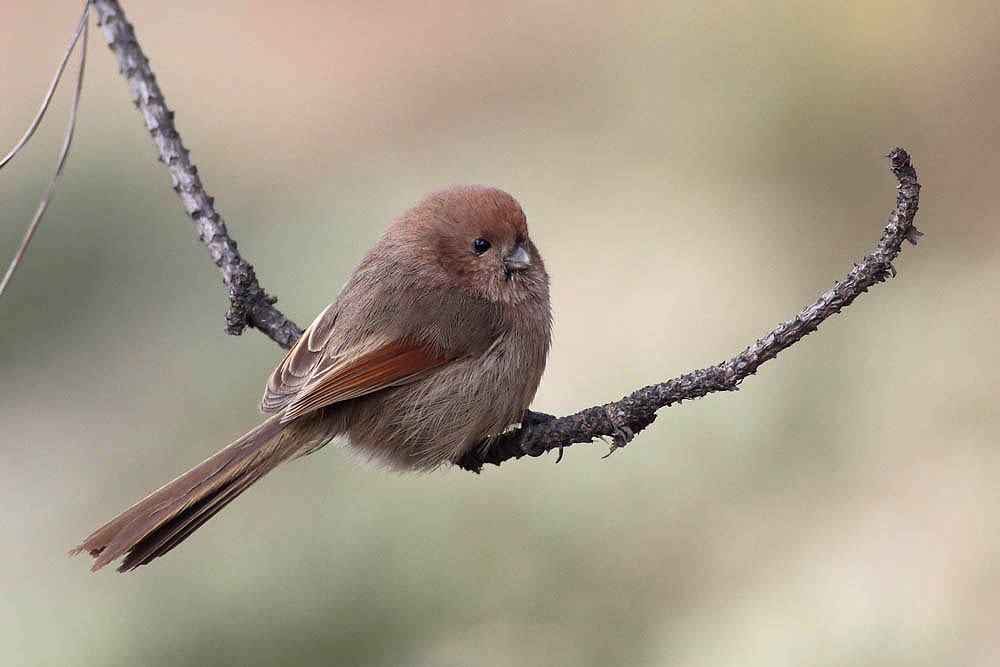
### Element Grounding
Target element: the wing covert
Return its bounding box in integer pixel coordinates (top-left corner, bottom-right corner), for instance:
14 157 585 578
261 303 454 422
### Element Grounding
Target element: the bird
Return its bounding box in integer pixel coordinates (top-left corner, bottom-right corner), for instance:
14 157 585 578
71 184 552 572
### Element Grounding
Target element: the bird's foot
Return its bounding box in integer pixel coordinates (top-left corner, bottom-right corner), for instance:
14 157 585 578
600 407 635 459
519 409 556 458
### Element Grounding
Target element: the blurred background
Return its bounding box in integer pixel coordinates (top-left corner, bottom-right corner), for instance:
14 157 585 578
2 1 998 665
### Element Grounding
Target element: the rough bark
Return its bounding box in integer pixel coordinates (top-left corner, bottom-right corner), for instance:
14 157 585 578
458 148 921 471
92 0 302 348
89 1 922 472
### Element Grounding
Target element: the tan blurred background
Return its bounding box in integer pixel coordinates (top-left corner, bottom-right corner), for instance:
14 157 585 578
2 1 998 665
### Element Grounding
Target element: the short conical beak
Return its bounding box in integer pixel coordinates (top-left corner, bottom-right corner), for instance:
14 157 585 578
503 243 531 271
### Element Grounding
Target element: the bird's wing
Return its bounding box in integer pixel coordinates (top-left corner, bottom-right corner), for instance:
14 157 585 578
278 338 451 422
260 303 452 421
260 303 339 414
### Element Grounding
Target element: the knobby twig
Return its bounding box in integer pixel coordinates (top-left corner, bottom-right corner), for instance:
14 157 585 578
91 0 302 348
458 148 921 471
88 2 922 472
0 1 90 298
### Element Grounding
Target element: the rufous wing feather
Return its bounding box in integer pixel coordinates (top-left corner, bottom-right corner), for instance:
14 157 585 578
260 303 339 413
279 339 452 422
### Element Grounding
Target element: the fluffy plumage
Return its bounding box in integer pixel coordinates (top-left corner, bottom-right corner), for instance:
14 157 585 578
72 185 551 571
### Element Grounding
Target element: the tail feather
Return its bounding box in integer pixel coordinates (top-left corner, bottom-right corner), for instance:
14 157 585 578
71 415 294 572
118 462 270 571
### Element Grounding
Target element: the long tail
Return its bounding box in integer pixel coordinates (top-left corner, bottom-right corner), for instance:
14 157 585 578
71 414 299 572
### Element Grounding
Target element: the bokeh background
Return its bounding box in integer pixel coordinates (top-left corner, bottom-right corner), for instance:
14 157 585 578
2 1 998 665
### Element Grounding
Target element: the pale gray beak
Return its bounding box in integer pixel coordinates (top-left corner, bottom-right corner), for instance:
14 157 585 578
503 243 531 271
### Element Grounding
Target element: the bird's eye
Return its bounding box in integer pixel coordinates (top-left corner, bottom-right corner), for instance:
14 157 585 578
473 237 492 254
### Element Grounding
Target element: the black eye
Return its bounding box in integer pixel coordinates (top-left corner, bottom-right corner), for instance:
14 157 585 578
473 237 491 254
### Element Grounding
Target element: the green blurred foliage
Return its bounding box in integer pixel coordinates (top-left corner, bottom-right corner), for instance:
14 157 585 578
2 1 999 665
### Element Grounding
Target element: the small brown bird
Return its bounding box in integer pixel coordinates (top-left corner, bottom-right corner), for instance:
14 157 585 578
72 185 551 572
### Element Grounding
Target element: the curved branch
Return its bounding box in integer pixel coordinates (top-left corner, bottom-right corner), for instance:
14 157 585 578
458 148 922 472
91 0 302 348
88 3 922 473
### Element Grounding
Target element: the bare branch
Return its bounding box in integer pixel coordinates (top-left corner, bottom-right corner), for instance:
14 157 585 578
0 3 89 299
91 0 302 348
0 0 90 172
85 3 923 473
457 148 922 472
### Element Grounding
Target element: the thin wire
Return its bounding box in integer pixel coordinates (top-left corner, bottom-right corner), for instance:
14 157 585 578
0 7 89 298
0 1 91 171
